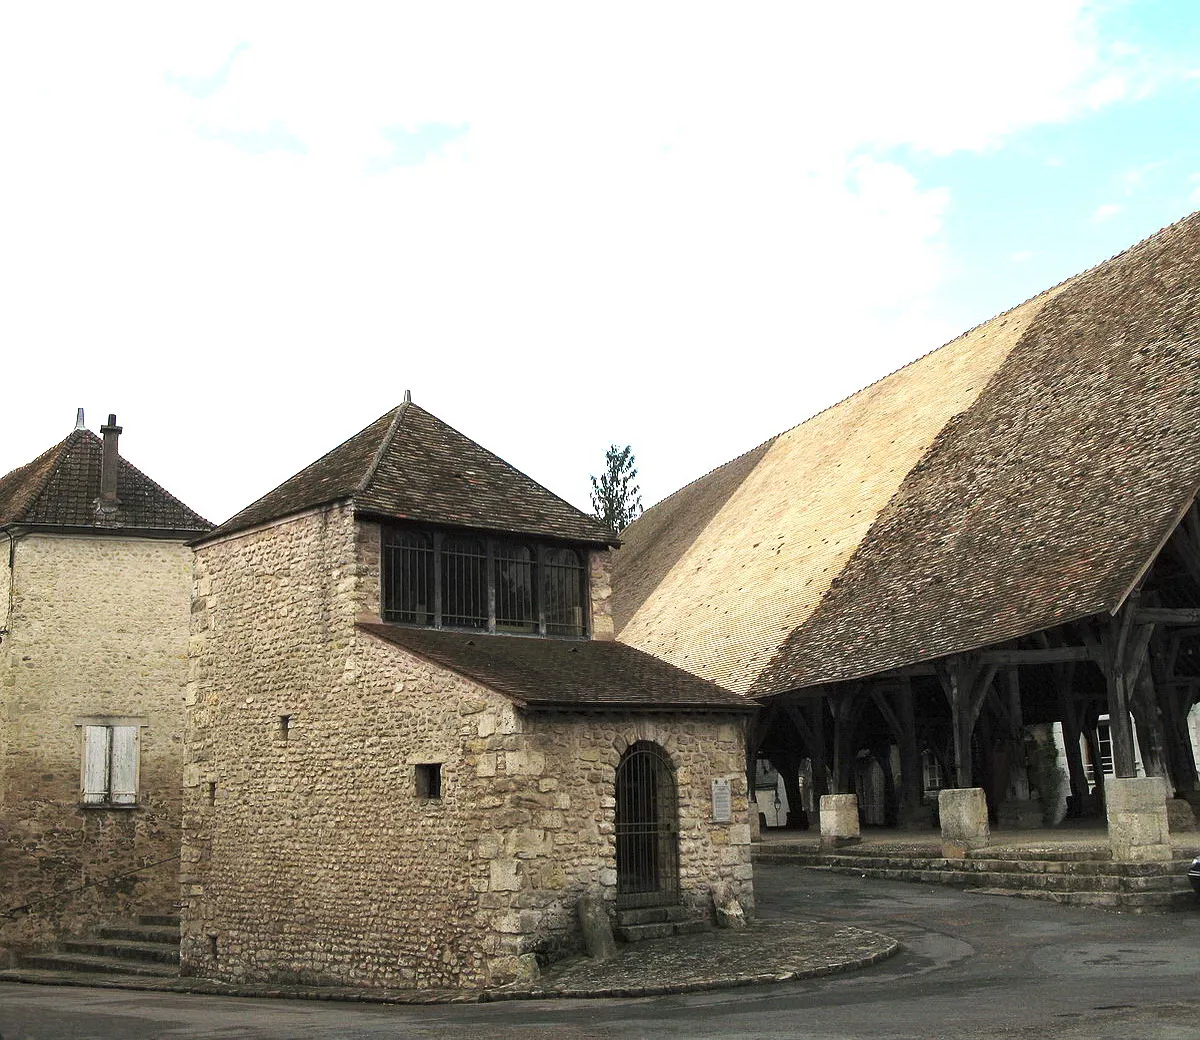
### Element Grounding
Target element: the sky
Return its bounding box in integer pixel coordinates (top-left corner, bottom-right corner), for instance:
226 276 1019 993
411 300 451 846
3 1 1200 526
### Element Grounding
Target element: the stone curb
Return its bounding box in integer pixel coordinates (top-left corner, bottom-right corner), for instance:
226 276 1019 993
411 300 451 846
0 921 900 1005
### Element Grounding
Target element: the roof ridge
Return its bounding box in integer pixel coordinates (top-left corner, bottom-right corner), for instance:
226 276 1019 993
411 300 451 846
638 209 1200 521
354 402 407 496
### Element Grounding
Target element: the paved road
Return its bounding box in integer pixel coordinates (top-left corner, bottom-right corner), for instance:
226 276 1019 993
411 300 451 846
2 864 1199 1039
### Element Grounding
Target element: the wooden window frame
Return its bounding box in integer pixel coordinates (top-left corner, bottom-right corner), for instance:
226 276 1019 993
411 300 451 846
75 715 147 808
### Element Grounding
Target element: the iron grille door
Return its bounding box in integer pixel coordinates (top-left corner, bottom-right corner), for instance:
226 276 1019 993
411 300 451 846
615 742 680 908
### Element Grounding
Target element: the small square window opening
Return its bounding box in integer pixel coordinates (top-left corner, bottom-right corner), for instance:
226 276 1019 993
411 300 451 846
415 763 442 800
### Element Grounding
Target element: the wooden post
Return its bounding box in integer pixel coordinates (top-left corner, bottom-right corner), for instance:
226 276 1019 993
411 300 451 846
936 654 999 789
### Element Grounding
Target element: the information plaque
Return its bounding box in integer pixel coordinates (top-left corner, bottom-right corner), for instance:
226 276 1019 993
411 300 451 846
711 778 732 823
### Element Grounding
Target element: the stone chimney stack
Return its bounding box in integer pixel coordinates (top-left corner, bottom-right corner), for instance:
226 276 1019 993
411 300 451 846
100 413 122 507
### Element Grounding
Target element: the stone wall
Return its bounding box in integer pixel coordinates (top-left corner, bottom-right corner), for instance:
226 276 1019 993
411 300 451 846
589 549 615 640
0 532 193 947
183 506 753 989
491 712 753 970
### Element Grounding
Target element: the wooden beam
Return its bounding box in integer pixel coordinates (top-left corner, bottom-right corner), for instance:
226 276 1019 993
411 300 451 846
978 647 1094 665
1134 608 1200 626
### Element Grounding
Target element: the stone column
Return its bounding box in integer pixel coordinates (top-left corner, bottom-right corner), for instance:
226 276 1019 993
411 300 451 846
1106 775 1172 862
819 793 860 849
939 787 989 858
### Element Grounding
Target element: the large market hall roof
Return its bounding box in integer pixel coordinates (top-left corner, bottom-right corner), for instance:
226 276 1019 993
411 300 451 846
614 211 1200 695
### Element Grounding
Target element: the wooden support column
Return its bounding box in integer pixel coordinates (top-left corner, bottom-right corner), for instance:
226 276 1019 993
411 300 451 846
872 679 922 819
1053 662 1090 812
807 700 829 802
1086 600 1155 779
832 684 868 795
936 654 999 789
1131 667 1167 779
745 704 771 809
1153 633 1200 797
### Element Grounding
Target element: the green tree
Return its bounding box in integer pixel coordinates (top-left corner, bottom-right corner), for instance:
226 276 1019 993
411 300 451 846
590 444 643 534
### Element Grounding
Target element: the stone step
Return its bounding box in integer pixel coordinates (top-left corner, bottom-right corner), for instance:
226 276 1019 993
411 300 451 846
966 887 1198 912
671 918 711 936
138 914 182 928
96 923 180 944
756 848 1193 878
617 921 677 942
60 938 180 965
615 904 691 926
787 858 1197 905
14 951 178 977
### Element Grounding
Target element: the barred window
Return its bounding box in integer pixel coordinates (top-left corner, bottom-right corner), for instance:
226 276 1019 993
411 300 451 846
381 526 588 637
441 534 487 629
382 529 434 624
543 547 584 635
494 542 536 632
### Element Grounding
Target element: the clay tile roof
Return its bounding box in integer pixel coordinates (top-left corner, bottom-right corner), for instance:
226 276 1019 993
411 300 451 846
358 623 749 711
202 402 616 546
615 210 1200 695
0 429 211 534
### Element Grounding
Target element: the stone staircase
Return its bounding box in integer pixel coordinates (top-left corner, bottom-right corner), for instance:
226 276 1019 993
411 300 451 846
13 914 180 977
615 904 710 942
754 842 1200 912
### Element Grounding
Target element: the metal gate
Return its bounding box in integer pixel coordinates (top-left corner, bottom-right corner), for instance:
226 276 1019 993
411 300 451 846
615 742 680 908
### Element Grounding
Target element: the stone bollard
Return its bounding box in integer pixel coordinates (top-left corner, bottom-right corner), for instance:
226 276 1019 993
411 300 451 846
819 793 861 849
939 788 989 858
577 890 617 961
1106 776 1172 862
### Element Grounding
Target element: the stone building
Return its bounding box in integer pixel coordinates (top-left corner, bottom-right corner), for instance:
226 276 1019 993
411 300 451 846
615 210 1200 854
182 398 752 988
0 412 211 947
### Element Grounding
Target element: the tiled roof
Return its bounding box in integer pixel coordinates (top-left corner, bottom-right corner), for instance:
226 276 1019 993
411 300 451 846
0 429 211 534
615 211 1200 694
358 623 749 711
203 402 616 546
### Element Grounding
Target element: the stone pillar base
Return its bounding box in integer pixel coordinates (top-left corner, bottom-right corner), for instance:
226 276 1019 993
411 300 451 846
819 794 860 849
749 799 763 843
939 787 989 858
1107 776 1172 862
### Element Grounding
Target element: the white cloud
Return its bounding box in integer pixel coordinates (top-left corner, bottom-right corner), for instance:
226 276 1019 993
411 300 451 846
1091 203 1123 223
0 1 1162 522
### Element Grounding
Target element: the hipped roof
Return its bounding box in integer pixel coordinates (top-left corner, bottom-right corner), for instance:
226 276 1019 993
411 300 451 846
0 429 211 535
359 623 749 712
615 211 1200 695
202 401 616 546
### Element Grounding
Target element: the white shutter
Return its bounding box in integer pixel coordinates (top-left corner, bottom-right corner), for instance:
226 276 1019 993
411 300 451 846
110 726 139 805
82 726 111 803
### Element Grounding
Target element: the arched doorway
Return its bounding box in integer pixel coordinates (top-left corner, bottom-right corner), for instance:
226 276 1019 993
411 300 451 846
615 742 679 907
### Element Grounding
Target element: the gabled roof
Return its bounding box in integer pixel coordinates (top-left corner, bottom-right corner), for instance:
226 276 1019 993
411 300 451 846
202 401 616 546
359 623 748 712
0 429 211 535
615 211 1200 695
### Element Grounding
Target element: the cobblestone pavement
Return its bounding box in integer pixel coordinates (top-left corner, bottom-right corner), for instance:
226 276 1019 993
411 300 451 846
0 918 898 1005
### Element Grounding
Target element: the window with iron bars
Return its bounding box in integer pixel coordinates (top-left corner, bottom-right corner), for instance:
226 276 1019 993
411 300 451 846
381 526 588 637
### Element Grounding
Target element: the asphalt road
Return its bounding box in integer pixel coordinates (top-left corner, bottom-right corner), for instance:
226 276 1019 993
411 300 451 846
2 863 1199 1039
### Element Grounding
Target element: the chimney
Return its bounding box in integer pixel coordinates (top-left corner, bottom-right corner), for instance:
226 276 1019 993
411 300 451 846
100 413 122 507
